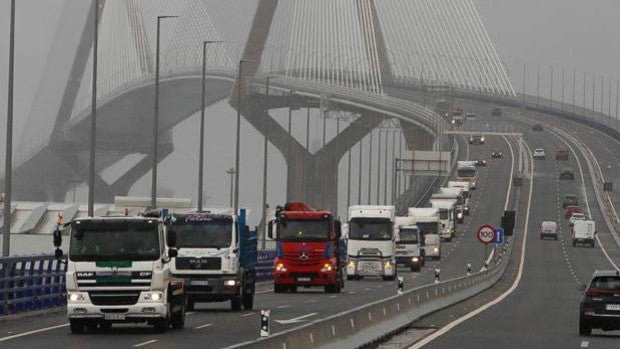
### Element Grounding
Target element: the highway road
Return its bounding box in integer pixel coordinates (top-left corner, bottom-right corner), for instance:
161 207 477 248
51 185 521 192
416 104 620 349
0 131 517 348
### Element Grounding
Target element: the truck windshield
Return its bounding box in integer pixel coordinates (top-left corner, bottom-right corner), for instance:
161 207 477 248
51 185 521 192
457 168 476 178
416 222 439 235
69 223 160 262
397 228 419 244
438 209 449 220
349 219 392 240
173 221 232 248
278 220 329 241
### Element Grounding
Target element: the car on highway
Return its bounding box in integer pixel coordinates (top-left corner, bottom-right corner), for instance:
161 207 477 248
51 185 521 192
474 159 487 167
469 135 485 145
466 112 476 119
540 221 558 240
560 168 575 180
532 123 544 131
555 148 569 160
565 205 582 219
451 116 464 125
491 151 503 158
491 108 502 117
562 194 579 208
533 148 546 159
579 270 620 336
570 212 586 227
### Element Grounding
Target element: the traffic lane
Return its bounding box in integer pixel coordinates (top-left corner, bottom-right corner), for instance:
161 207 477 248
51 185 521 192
424 126 582 349
435 134 513 281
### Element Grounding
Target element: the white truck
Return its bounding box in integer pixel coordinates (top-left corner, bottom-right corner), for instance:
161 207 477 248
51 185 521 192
429 198 458 242
456 161 478 190
53 213 186 334
346 205 397 281
168 209 257 311
447 182 472 215
408 208 442 259
573 220 596 247
394 217 425 271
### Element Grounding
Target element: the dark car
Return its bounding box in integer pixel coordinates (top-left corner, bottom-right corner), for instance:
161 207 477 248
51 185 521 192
555 148 569 160
475 159 487 167
562 194 579 208
560 168 575 180
491 108 502 117
491 151 503 158
469 135 485 145
532 123 544 131
579 270 620 336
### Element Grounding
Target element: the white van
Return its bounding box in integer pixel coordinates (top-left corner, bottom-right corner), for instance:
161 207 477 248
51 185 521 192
573 220 596 247
424 234 441 260
540 221 558 240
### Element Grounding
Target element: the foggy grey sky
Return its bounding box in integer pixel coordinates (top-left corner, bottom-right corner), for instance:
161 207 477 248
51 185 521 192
1 0 620 224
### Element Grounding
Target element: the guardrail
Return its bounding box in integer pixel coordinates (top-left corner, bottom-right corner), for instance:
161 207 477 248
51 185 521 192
0 251 277 317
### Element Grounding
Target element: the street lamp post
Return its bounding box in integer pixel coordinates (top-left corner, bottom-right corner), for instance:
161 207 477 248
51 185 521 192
3 0 15 256
261 76 273 249
88 0 100 217
197 40 222 213
234 59 252 214
226 167 236 208
151 15 178 209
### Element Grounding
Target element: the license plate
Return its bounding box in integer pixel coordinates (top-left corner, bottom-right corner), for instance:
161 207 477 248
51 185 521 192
297 277 311 282
104 314 125 321
191 280 209 286
606 304 620 311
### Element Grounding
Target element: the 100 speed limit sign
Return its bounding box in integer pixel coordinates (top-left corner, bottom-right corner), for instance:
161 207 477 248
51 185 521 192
476 225 496 245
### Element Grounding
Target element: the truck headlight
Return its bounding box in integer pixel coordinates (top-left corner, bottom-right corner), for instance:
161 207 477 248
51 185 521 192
412 257 420 263
321 263 334 272
347 261 356 269
68 292 85 302
457 212 463 219
143 292 164 302
384 261 393 269
275 262 287 273
433 247 439 253
224 279 238 287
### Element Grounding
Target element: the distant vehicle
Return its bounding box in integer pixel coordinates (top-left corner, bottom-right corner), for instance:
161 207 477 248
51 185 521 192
540 221 558 240
562 194 579 208
455 206 465 223
435 99 449 115
573 220 596 247
570 212 586 227
451 115 464 126
447 181 472 216
565 206 582 219
469 135 485 145
579 270 620 335
474 159 487 167
452 106 463 116
409 208 442 259
491 151 503 158
560 168 575 180
456 161 478 190
466 112 476 119
533 148 546 159
394 220 425 272
424 234 441 260
491 108 502 117
555 148 569 160
532 123 544 131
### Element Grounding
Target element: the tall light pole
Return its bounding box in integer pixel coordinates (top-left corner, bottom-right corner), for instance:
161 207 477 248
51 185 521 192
234 59 252 214
151 15 177 209
2 0 16 256
226 168 235 207
261 75 273 249
197 40 222 213
358 138 363 205
88 0 100 217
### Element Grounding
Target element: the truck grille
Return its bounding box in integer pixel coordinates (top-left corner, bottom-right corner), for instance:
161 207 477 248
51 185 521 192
88 291 140 306
283 251 322 266
175 257 222 270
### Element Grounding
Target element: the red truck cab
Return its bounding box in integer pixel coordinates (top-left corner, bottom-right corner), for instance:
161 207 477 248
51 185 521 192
268 202 345 293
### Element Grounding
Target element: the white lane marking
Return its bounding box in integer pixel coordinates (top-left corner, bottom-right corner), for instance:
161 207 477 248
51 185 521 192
329 295 338 299
274 312 318 325
256 289 272 294
580 341 589 348
194 323 213 330
133 340 158 348
186 311 195 315
276 305 291 309
0 323 69 342
241 312 256 317
410 140 535 349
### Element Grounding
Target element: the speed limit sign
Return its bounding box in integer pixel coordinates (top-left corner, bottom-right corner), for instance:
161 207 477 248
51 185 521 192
477 225 496 245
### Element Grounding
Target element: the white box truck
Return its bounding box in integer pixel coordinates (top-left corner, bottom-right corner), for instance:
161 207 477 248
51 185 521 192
573 220 596 247
408 208 442 260
346 205 397 281
394 216 425 271
429 198 458 242
447 181 472 215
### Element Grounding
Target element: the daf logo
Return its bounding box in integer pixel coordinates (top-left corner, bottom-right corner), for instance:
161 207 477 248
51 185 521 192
299 252 309 261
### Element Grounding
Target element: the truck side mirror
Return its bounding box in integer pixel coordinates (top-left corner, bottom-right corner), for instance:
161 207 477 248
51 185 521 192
334 221 342 240
54 248 63 259
167 230 177 247
168 248 178 258
267 221 274 239
53 227 62 248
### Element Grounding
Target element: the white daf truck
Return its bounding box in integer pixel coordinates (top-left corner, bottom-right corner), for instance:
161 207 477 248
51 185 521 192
447 181 472 215
53 212 186 334
394 216 425 271
408 208 442 260
429 198 458 242
346 205 397 281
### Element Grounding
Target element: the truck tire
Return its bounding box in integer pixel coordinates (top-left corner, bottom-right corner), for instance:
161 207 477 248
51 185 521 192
154 317 169 333
186 300 195 311
411 265 421 272
69 319 85 334
171 304 185 329
572 240 576 247
347 275 355 281
274 284 286 293
231 298 243 311
242 292 254 310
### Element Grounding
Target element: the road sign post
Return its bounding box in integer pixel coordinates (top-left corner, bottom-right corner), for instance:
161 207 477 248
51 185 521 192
477 225 496 268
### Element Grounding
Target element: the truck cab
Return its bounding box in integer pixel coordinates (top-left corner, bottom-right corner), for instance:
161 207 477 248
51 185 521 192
394 220 425 272
447 181 472 215
408 208 442 260
269 202 345 293
429 198 458 241
54 214 186 334
346 205 397 281
573 220 596 248
168 209 256 311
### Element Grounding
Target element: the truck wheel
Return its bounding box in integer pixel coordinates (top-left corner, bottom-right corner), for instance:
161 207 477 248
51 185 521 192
186 300 195 311
572 240 576 247
382 275 396 281
231 298 243 311
411 265 421 272
153 317 169 333
274 284 286 293
242 292 254 310
171 304 185 329
591 241 596 248
347 275 355 281
69 319 85 334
